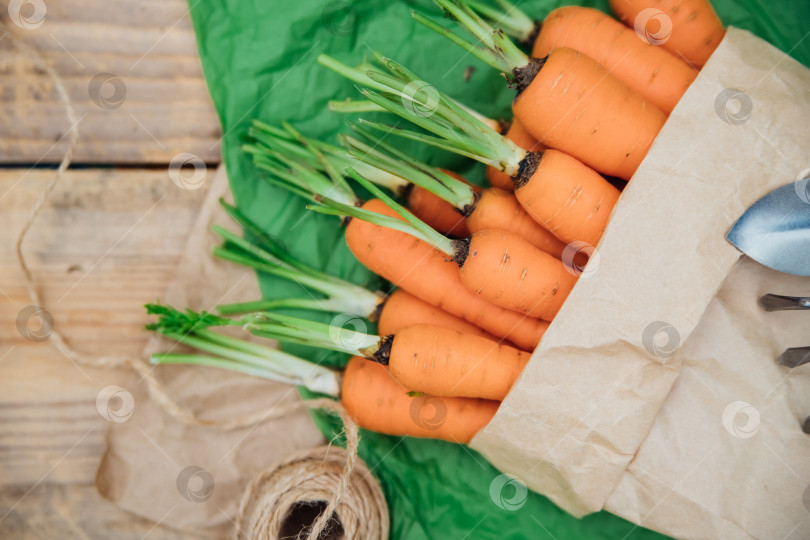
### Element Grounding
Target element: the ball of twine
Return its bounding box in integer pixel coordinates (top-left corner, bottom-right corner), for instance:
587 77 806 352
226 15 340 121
236 445 389 540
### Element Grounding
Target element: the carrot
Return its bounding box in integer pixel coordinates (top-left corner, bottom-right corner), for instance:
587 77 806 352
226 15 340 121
486 118 543 191
458 229 576 320
156 306 526 402
533 6 696 113
343 199 549 349
385 325 529 401
146 309 498 444
458 2 696 114
413 2 668 179
312 174 577 321
324 56 622 248
610 0 725 68
341 356 499 443
342 127 565 258
512 47 666 180
213 200 494 339
514 150 620 247
466 187 565 259
377 289 496 341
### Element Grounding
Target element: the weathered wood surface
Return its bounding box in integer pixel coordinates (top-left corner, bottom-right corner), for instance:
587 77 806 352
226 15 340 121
0 0 222 164
0 168 213 538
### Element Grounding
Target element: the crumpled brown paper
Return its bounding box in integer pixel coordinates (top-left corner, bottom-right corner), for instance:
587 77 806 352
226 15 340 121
96 168 324 534
471 27 810 540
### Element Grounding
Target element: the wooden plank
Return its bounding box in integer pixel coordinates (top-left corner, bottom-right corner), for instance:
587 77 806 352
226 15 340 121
0 484 196 539
0 0 221 164
0 168 211 538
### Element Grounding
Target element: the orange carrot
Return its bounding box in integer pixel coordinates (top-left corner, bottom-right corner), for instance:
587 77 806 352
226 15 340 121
514 149 620 247
533 6 696 113
149 315 499 444
342 356 499 443
387 325 529 401
513 47 667 179
344 130 564 259
465 187 566 259
411 4 667 179
323 178 577 321
486 118 544 191
345 199 550 349
610 0 725 68
458 229 577 320
324 57 622 248
377 289 497 341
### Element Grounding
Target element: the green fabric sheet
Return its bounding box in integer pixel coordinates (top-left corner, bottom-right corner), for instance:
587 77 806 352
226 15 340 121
187 1 810 538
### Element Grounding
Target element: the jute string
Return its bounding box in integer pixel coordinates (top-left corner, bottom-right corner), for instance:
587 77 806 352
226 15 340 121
4 23 383 539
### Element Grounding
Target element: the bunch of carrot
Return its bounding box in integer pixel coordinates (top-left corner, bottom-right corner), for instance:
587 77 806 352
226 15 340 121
145 0 725 445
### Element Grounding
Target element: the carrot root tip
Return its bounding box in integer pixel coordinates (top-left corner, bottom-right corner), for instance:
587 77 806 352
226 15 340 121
509 55 547 96
450 237 472 267
522 20 543 48
513 150 544 190
461 191 481 218
368 334 393 365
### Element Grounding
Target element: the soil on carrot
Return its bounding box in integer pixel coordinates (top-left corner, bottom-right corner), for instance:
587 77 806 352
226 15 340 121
514 151 544 189
510 55 547 96
372 334 394 365
451 237 472 267
460 191 481 218
523 20 543 49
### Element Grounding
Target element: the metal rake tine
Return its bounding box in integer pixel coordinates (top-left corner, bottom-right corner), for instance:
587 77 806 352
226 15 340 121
759 294 810 312
776 346 810 368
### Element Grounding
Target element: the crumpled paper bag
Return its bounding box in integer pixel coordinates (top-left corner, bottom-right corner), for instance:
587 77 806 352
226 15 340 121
471 27 810 540
96 167 325 534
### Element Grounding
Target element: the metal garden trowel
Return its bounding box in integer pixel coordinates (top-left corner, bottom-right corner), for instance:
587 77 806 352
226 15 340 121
727 175 810 378
727 175 810 277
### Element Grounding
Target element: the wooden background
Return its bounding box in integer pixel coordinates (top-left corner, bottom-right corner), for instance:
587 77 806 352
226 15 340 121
1 0 221 536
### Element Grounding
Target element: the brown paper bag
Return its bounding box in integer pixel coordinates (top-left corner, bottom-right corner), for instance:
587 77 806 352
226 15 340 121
471 28 810 540
96 168 325 534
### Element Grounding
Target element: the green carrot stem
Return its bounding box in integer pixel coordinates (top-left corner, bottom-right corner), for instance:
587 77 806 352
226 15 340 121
217 297 346 316
341 129 475 210
317 54 392 93
241 312 381 358
212 244 361 303
418 0 528 72
218 200 324 276
328 99 386 113
460 0 535 41
308 172 456 258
